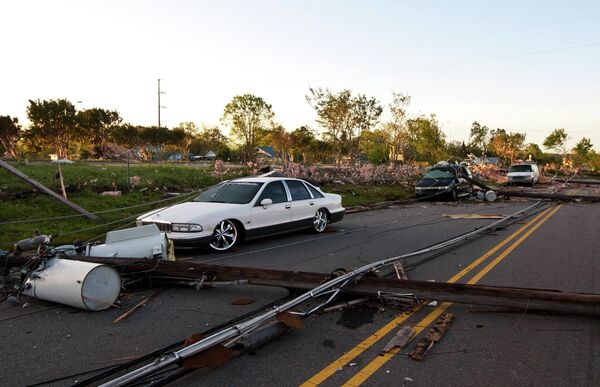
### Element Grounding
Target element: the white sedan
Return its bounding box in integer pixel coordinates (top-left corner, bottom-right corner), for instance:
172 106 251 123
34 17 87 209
136 177 345 252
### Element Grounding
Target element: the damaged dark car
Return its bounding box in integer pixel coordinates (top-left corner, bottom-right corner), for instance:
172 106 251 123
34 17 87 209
415 164 474 200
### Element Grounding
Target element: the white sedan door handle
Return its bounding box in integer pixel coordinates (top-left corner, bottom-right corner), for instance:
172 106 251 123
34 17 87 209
285 204 291 209
309 201 315 205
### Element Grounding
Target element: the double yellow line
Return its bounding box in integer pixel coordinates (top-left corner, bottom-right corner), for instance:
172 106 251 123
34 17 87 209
302 204 562 387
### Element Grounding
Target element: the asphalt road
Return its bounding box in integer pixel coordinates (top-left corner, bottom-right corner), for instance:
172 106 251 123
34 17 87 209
1 199 599 386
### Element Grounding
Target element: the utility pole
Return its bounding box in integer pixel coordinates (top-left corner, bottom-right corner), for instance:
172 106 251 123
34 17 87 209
157 78 162 127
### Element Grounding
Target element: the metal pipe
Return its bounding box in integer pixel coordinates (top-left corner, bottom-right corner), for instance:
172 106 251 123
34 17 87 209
102 200 545 387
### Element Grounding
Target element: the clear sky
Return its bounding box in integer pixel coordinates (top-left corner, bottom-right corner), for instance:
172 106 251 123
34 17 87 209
2 0 599 149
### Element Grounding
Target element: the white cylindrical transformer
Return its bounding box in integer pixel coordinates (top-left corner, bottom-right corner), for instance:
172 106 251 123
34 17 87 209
485 190 498 203
23 258 121 311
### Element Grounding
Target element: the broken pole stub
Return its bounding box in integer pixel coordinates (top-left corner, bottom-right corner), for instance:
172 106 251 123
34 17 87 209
0 160 97 219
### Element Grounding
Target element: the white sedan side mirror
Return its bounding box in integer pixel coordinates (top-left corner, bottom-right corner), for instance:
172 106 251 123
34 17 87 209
260 198 273 208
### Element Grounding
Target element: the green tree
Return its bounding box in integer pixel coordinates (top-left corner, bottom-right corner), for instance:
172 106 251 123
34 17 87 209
469 121 490 156
488 129 526 165
383 91 411 165
524 143 543 161
543 128 570 165
350 94 383 164
222 94 274 162
262 124 292 165
445 140 469 160
407 115 446 164
26 98 77 159
110 124 141 150
360 129 388 164
572 137 595 168
77 108 122 158
173 122 200 159
290 126 317 163
306 88 353 166
0 115 21 159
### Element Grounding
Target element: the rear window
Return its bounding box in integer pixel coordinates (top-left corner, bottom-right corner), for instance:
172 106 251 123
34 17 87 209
306 183 324 198
509 165 533 172
285 180 311 201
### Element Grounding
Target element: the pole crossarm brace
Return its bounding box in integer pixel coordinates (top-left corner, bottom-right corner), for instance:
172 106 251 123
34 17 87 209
0 160 97 219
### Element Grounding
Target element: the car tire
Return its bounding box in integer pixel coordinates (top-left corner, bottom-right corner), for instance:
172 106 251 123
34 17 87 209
209 220 239 252
312 209 329 233
450 188 458 201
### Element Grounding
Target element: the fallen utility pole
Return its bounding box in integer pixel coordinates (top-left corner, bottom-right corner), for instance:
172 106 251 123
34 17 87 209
0 160 97 219
552 178 600 185
497 188 600 203
101 203 544 387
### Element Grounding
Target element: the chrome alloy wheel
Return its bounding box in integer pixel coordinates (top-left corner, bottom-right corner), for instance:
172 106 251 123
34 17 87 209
313 209 328 233
209 220 238 251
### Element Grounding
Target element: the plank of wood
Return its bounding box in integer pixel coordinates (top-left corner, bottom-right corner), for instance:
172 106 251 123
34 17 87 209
0 160 97 219
112 291 161 323
410 313 454 361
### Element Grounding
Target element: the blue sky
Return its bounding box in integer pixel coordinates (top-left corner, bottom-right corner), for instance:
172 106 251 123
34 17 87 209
2 0 599 149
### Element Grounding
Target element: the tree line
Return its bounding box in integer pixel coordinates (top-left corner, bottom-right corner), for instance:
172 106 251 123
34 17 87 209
0 92 597 170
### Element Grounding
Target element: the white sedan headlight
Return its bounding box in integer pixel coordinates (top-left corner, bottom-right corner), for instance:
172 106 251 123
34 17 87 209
171 223 203 232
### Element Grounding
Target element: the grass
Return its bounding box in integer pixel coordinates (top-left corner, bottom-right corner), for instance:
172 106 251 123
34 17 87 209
0 162 413 250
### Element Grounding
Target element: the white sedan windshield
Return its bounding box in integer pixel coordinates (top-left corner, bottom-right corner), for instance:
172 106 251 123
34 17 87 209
193 182 263 204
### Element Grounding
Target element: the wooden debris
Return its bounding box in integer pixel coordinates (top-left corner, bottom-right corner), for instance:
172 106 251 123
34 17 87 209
112 291 161 323
382 325 415 353
322 297 370 313
276 311 304 329
394 262 408 280
409 313 454 361
57 164 67 199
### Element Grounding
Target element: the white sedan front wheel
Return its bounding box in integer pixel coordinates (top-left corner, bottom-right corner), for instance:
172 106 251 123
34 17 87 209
312 209 328 233
209 220 238 252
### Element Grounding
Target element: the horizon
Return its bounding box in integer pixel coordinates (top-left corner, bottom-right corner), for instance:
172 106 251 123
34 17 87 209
2 0 599 150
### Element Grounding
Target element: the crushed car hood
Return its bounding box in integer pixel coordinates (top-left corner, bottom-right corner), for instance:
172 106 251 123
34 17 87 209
416 178 456 188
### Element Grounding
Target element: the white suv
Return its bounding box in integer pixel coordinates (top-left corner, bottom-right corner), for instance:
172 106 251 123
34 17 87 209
507 163 539 186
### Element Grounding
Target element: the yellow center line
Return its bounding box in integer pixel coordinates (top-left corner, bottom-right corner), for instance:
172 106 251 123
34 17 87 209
342 205 562 387
300 205 553 387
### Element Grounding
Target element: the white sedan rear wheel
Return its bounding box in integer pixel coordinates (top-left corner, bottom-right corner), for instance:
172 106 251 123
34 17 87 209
209 220 238 252
312 209 328 233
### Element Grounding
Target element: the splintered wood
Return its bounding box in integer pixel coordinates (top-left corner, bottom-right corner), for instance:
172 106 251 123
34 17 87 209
394 262 408 280
409 313 455 361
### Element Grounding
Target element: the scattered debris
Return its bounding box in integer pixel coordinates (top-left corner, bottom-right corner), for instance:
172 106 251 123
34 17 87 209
322 297 370 313
409 313 455 361
276 311 304 329
394 262 408 280
382 325 415 353
100 191 122 196
113 291 161 323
